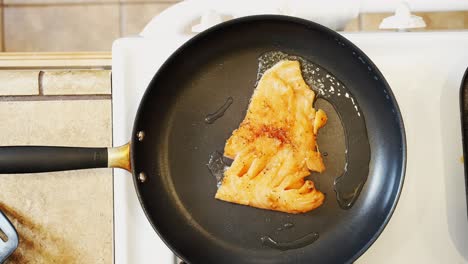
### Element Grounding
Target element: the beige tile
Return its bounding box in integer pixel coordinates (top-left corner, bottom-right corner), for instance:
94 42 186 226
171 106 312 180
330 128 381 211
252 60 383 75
4 5 120 52
361 11 468 31
0 53 112 68
121 3 174 36
43 70 111 95
415 11 468 30
5 0 113 4
343 16 360 32
0 6 3 52
0 100 112 263
2 169 112 264
0 100 111 146
0 71 39 95
360 13 389 31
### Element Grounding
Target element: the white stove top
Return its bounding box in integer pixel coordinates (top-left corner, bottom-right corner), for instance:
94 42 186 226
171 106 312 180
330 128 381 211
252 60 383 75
112 1 468 263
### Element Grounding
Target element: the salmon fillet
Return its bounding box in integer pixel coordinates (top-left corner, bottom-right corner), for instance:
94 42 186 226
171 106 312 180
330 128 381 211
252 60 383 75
215 60 327 214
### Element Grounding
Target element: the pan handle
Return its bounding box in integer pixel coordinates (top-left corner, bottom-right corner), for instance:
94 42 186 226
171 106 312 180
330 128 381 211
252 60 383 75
0 143 131 174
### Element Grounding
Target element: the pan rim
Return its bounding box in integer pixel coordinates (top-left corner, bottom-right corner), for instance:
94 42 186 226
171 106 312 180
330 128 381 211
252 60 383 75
130 14 407 263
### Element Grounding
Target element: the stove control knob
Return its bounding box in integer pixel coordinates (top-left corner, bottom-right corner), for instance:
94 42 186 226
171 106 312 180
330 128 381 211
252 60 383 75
192 10 223 33
379 1 426 31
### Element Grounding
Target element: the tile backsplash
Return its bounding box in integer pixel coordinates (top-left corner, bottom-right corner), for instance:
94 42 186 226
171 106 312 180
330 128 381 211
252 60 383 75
120 3 173 36
4 5 120 52
360 11 468 31
0 1 467 52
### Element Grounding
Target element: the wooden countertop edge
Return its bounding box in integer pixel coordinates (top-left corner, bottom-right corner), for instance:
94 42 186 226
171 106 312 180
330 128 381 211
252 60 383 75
0 52 112 68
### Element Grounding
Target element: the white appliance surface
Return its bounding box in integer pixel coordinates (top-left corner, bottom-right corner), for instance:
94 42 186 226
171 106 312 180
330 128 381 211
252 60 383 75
112 1 468 263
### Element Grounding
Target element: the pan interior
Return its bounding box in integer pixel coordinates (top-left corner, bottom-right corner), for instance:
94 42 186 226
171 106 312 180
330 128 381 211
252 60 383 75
132 16 405 264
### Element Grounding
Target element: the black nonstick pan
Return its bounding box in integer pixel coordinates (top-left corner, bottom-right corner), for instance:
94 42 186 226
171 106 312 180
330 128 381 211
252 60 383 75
460 67 468 216
0 16 406 263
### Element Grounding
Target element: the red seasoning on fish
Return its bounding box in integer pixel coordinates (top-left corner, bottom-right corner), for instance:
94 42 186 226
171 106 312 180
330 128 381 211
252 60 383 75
215 60 327 214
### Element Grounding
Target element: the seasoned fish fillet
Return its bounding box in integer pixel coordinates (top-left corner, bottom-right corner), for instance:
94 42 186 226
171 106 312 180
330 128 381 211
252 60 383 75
215 60 327 214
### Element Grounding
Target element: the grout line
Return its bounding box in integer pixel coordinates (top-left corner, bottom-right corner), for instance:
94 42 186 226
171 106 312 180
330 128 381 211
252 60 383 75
3 2 119 7
118 2 124 37
120 1 179 5
110 71 113 96
358 14 363 31
0 94 112 101
110 69 115 264
0 66 111 70
2 1 180 7
38 70 44 95
0 0 4 52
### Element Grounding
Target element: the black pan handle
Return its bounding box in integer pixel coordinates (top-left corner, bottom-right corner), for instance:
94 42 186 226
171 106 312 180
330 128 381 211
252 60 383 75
0 144 130 174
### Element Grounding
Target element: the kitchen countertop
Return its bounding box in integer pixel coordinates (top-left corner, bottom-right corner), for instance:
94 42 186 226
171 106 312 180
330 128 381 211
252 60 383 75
0 52 114 263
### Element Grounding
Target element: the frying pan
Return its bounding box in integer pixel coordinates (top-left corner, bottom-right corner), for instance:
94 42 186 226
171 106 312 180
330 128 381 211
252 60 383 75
0 16 406 263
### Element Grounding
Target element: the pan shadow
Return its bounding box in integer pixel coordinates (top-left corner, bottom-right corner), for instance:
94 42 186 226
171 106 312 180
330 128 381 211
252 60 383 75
0 202 78 263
